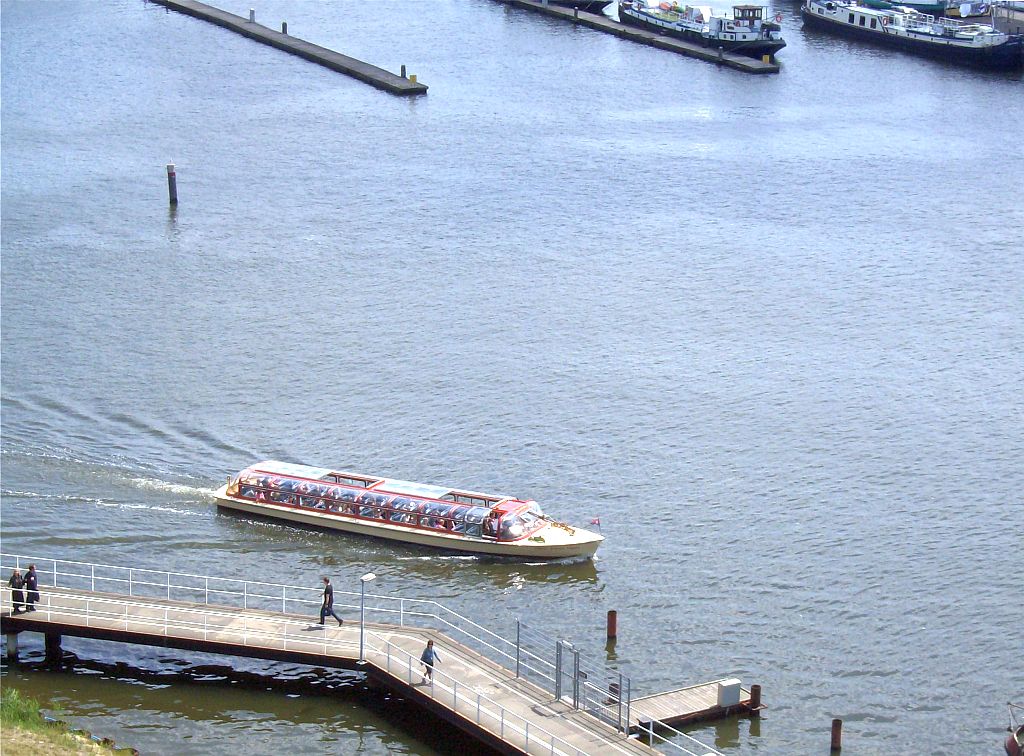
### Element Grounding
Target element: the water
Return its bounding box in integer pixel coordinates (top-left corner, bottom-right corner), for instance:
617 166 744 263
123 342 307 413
2 0 1021 753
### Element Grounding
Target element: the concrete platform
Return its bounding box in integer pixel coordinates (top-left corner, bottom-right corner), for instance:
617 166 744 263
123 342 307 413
148 0 428 95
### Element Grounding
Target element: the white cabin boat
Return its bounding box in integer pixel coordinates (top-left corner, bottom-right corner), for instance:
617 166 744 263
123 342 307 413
801 0 1023 67
618 1 787 57
213 461 604 560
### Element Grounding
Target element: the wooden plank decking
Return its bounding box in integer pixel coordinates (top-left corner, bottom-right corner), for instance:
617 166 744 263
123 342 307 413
2 587 654 755
630 681 755 730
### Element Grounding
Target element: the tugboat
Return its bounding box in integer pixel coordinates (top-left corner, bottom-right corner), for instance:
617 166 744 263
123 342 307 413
801 0 1024 67
618 0 787 58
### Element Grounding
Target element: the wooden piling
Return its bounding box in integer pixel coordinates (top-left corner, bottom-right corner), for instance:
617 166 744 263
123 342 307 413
6 633 17 661
166 163 178 206
281 21 287 34
830 718 843 751
749 684 762 715
607 609 617 640
45 633 62 663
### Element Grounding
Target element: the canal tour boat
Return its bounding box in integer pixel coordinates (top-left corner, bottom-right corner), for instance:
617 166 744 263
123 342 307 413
618 0 787 58
213 461 604 560
801 0 1024 67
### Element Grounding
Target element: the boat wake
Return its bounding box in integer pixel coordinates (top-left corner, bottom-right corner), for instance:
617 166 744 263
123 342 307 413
128 477 218 498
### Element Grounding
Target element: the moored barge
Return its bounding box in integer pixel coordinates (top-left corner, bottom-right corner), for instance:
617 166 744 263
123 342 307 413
801 0 1024 67
214 461 604 560
618 1 787 58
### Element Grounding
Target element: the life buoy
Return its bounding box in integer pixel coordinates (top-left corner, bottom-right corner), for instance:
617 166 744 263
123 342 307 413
774 12 783 21
881 14 889 23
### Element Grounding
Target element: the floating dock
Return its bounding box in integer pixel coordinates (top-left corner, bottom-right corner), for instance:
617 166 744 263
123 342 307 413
148 0 428 95
494 0 781 74
629 681 761 730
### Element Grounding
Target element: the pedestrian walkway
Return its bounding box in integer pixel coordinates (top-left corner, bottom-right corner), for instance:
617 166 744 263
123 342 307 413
1 554 722 755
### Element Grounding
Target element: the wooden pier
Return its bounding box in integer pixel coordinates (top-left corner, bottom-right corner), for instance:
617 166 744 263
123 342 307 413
629 681 759 731
1 556 758 755
2 587 653 755
147 0 428 95
494 0 781 74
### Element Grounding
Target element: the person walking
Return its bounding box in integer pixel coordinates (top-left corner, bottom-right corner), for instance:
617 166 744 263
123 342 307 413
24 564 39 612
420 639 440 684
319 577 344 626
8 569 25 614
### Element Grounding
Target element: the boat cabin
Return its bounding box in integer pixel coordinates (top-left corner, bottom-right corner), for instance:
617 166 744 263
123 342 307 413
229 461 547 542
732 4 766 23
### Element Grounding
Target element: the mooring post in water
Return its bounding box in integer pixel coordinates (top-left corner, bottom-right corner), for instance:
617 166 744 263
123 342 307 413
166 163 178 206
750 683 762 715
400 64 406 78
6 633 17 661
281 21 287 34
718 46 724 62
607 609 618 641
249 8 255 22
830 718 843 751
45 633 62 663
574 6 579 19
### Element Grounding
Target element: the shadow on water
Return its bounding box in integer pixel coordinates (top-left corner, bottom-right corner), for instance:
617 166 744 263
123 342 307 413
680 714 762 751
1 640 496 755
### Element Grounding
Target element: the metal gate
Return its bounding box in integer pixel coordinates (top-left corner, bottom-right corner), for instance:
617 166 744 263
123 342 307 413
515 620 632 732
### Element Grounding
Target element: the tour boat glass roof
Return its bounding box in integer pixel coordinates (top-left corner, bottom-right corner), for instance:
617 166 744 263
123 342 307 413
257 461 333 479
377 479 453 499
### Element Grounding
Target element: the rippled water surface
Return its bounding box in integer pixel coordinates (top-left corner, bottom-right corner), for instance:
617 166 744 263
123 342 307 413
2 0 1022 753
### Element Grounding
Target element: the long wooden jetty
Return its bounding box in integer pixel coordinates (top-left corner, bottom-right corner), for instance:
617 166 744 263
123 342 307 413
147 0 428 95
494 0 781 74
2 555 759 755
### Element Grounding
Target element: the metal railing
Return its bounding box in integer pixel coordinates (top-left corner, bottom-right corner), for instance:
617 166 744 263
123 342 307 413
0 553 722 755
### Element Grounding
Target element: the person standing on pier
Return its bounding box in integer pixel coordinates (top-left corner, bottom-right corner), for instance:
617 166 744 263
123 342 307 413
319 577 344 626
8 568 25 614
24 564 39 611
420 639 441 684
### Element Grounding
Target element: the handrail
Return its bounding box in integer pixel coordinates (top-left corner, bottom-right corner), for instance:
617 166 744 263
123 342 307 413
0 585 591 756
371 635 587 756
0 553 560 699
1 553 723 755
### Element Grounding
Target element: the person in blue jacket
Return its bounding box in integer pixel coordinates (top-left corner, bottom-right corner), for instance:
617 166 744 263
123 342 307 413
420 639 441 684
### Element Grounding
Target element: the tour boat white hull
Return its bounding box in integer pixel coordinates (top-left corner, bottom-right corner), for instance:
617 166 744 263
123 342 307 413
213 485 603 560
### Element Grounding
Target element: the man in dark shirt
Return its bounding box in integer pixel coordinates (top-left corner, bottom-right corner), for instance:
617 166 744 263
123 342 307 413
24 564 40 611
319 577 344 626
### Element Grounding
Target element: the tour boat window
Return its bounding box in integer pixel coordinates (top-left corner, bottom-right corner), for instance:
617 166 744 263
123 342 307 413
848 12 854 21
441 491 501 507
870 17 877 27
462 506 489 537
327 474 377 488
859 15 866 24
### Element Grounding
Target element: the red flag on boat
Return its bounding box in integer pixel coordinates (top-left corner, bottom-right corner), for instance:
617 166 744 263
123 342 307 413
590 517 601 526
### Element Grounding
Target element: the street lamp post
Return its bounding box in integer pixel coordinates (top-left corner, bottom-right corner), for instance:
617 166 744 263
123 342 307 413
359 572 376 664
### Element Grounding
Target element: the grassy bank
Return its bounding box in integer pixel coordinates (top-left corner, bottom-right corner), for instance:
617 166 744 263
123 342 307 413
1 687 111 755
